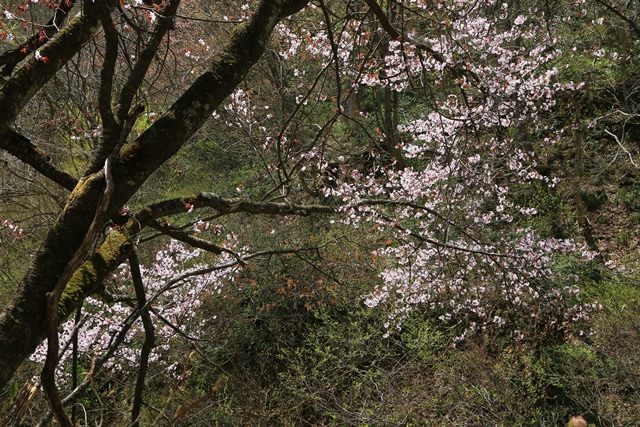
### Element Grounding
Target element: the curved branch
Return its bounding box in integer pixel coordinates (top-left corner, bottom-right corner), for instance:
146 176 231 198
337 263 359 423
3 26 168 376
59 192 335 318
0 2 106 135
150 221 224 255
145 192 335 218
1 129 77 191
594 0 640 38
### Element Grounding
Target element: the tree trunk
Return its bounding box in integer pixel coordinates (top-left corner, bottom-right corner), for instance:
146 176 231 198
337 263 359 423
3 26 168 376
0 0 309 389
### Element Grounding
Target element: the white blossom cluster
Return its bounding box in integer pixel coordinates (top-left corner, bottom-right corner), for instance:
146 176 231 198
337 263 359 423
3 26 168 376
314 0 603 342
0 219 24 243
30 239 238 378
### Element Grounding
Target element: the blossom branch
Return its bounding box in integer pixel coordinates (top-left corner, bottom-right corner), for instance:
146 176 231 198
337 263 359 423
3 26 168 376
36 303 147 427
0 2 105 135
363 0 445 63
0 0 77 76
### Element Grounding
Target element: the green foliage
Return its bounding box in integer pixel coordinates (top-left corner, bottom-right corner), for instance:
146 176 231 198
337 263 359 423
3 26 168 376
616 230 631 247
401 317 449 363
153 252 640 425
580 190 608 212
513 183 572 239
619 180 640 212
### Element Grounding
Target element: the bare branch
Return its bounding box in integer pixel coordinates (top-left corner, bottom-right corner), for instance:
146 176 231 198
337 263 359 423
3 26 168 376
129 252 155 427
593 0 640 38
1 130 77 191
116 0 182 123
143 192 335 220
150 221 224 254
363 0 445 63
605 129 638 168
97 0 120 135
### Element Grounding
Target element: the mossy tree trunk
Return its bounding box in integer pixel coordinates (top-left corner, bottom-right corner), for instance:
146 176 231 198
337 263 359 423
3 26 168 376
0 0 309 388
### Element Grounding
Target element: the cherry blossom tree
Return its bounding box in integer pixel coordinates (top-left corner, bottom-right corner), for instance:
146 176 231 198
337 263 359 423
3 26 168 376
0 0 633 423
0 0 313 423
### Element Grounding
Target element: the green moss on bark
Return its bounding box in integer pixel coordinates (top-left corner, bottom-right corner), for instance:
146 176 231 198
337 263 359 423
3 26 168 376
58 228 133 319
